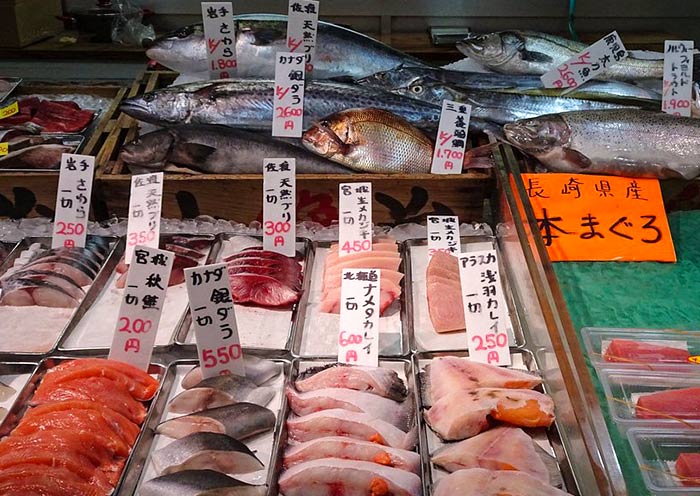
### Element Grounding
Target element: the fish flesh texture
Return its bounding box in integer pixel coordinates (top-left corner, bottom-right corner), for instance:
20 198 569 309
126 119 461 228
145 15 430 78
120 124 351 174
433 468 571 496
504 109 700 179
636 387 700 419
294 363 408 401
0 381 14 402
152 432 263 475
140 469 266 496
0 97 95 133
426 251 465 333
168 375 275 414
181 356 282 389
302 108 434 173
432 426 549 482
0 465 105 496
425 356 542 405
457 31 665 82
677 453 700 486
287 409 416 449
603 339 691 364
156 403 276 440
119 79 441 133
286 386 414 430
283 436 420 474
278 458 422 496
0 143 76 170
425 388 555 440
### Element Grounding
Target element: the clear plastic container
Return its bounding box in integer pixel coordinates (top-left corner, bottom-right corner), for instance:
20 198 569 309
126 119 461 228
582 327 700 373
599 370 700 434
628 428 700 495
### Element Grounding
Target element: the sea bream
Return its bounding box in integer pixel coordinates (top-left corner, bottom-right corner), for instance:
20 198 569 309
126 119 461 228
278 458 422 496
145 15 430 78
433 468 572 496
140 469 265 496
168 375 275 414
294 363 408 401
504 109 700 179
181 356 282 389
156 403 276 440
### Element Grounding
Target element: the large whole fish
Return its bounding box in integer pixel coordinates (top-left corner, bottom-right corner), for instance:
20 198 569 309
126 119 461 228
119 125 352 174
119 79 442 132
145 14 430 78
504 109 700 179
394 77 634 124
457 31 665 82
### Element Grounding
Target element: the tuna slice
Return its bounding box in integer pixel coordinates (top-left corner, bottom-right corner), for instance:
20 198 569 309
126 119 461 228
427 251 460 282
635 387 700 420
604 339 691 364
286 408 416 449
433 468 571 496
155 403 275 440
427 276 464 333
168 375 275 414
283 436 421 474
278 458 422 496
319 280 401 315
677 453 700 486
0 465 104 496
140 469 265 496
294 363 408 401
228 272 300 307
432 426 549 482
325 248 399 269
425 388 555 440
425 357 542 405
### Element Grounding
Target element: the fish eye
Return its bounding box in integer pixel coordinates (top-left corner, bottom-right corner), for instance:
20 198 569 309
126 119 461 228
143 93 155 102
320 120 330 128
411 85 423 94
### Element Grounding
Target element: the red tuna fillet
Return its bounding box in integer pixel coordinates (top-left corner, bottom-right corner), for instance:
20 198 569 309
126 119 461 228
604 339 691 363
636 387 700 420
677 453 700 486
229 273 300 307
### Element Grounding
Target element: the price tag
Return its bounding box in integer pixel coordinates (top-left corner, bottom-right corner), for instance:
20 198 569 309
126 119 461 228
519 173 675 262
287 0 319 73
458 249 511 366
541 31 628 89
109 246 174 371
263 158 296 256
338 268 380 366
689 356 700 364
185 262 245 378
338 182 372 257
427 215 460 257
126 172 163 264
431 100 470 174
0 143 8 156
272 52 305 137
662 40 694 117
201 2 237 79
51 153 95 249
0 101 18 119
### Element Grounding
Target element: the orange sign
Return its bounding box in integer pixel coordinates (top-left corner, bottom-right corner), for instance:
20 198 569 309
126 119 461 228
520 173 676 262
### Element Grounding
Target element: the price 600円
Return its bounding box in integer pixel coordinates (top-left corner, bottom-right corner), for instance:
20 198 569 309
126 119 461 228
202 344 242 368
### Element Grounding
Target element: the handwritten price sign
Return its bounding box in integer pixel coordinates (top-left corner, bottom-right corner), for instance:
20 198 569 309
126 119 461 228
431 100 470 174
427 215 460 257
126 172 163 263
287 0 319 73
273 52 305 137
338 268 380 366
662 40 694 117
201 2 236 79
52 153 95 249
263 158 296 256
338 182 372 257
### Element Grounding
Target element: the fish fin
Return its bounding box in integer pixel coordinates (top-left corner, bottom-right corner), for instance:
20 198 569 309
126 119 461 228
173 142 218 161
562 148 592 169
520 49 553 64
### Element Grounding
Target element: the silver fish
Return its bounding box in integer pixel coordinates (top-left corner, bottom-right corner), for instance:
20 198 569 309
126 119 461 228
119 79 442 132
120 125 351 174
156 403 276 440
152 432 263 476
396 77 633 124
457 31 665 82
504 109 700 179
140 470 265 496
182 357 282 389
145 14 430 78
168 375 275 414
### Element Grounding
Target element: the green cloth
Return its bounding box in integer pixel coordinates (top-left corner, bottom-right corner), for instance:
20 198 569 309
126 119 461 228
553 210 700 496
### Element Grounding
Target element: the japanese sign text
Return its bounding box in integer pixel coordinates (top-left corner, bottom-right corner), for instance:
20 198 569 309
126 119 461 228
52 153 94 249
338 268 380 366
338 182 373 256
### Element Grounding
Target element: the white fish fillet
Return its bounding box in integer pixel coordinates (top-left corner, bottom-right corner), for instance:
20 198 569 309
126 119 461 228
433 468 571 496
294 363 407 401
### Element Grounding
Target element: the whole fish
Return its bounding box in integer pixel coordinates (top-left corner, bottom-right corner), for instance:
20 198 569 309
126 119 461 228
145 14 430 78
504 109 700 179
120 125 352 174
457 31 664 82
120 79 442 132
141 470 265 496
395 77 633 124
302 108 434 173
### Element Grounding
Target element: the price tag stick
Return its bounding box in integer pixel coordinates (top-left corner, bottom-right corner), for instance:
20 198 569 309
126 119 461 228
338 268 380 366
427 215 460 257
126 172 163 264
201 2 237 79
262 158 296 256
431 100 471 175
338 182 373 257
52 153 95 249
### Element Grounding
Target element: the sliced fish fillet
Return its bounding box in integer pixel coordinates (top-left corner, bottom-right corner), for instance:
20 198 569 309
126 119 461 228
427 276 464 333
181 357 282 389
168 375 275 414
156 403 275 440
294 363 408 401
433 468 571 496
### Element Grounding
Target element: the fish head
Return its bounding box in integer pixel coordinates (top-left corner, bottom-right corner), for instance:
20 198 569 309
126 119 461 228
301 119 348 158
504 115 571 155
119 130 174 168
457 31 525 67
355 65 414 90
145 24 206 72
400 78 451 104
121 90 191 125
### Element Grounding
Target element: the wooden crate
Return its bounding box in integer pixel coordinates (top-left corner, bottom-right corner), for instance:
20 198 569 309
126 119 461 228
94 71 492 225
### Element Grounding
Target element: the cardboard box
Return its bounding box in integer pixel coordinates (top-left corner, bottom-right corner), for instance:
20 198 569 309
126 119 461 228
0 0 62 47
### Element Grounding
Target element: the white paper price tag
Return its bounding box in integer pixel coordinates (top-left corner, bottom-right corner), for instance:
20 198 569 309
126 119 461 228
458 249 511 366
185 262 245 378
541 31 628 89
109 245 174 371
201 2 236 79
287 0 319 73
338 182 372 257
427 215 460 257
126 172 163 264
263 158 296 256
338 268 380 366
52 153 95 249
431 100 470 174
662 40 694 117
272 52 305 137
